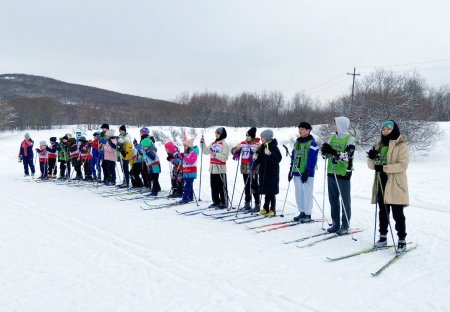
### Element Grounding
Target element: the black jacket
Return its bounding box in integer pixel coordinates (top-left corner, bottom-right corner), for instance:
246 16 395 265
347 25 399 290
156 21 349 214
254 139 282 195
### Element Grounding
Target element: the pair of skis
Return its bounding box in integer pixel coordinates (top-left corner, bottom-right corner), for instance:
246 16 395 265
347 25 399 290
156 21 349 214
246 219 323 233
327 243 417 276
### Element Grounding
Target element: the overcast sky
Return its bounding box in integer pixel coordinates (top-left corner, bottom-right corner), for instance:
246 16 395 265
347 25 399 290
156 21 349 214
1 0 449 103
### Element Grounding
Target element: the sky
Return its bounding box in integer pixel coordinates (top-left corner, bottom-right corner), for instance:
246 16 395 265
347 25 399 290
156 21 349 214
1 0 449 104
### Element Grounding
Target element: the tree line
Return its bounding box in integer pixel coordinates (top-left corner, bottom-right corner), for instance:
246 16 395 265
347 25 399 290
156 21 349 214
1 69 448 149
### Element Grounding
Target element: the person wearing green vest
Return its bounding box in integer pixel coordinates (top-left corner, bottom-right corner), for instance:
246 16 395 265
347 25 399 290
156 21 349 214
289 122 319 223
321 116 355 235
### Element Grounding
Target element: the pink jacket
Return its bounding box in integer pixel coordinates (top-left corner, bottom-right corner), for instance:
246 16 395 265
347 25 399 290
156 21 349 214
103 139 117 162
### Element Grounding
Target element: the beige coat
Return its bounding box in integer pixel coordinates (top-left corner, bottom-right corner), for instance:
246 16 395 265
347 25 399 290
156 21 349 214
202 139 230 174
367 135 409 206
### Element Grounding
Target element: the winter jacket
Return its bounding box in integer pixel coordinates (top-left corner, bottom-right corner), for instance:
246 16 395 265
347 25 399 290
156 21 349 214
368 134 409 206
19 139 34 158
290 135 318 177
203 139 230 174
254 139 282 195
231 138 260 174
182 146 199 179
103 138 117 162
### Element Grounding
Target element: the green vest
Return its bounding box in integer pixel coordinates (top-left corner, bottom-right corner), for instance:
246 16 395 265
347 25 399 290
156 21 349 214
379 145 388 165
292 139 313 174
327 134 352 176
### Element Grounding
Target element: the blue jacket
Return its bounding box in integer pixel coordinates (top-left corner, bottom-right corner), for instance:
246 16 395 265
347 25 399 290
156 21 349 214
290 135 318 177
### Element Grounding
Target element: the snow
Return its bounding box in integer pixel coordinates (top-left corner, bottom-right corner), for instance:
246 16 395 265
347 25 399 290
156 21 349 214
1 124 449 311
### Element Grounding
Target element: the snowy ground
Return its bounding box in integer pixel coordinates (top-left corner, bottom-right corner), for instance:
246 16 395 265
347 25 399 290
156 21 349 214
1 124 449 312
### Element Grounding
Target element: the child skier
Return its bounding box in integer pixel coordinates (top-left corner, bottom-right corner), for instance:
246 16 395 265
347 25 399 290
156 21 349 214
164 141 184 198
35 140 49 179
18 133 35 177
178 138 199 204
254 129 282 217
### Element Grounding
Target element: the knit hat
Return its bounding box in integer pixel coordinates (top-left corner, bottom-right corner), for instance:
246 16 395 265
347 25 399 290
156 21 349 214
49 137 57 143
105 130 115 137
140 127 150 135
215 127 227 141
381 120 400 145
141 137 152 147
260 129 274 141
101 123 110 130
183 138 195 148
298 122 312 130
24 133 30 139
119 125 126 132
381 120 394 130
93 131 101 137
79 136 87 142
68 138 76 145
62 135 68 141
164 142 177 154
246 127 257 139
39 140 46 146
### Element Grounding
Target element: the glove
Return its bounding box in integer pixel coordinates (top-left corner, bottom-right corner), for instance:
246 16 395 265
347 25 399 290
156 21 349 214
301 171 309 183
288 170 293 182
367 147 379 160
167 155 174 161
232 152 240 161
321 143 337 156
200 136 205 144
136 144 143 152
375 165 384 173
133 138 138 146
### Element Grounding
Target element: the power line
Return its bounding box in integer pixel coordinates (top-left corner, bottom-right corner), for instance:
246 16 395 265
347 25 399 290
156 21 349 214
358 57 450 69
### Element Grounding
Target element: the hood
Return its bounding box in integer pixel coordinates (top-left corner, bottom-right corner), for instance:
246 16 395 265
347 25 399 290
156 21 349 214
334 116 350 138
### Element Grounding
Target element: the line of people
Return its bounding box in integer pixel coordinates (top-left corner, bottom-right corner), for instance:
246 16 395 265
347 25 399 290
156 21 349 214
18 117 410 251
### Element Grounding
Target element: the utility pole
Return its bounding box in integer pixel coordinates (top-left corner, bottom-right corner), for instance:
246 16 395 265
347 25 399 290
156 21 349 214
347 67 360 103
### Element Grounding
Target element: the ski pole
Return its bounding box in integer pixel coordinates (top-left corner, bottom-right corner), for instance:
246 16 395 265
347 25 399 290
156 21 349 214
229 157 240 209
235 173 251 217
322 157 327 229
280 179 291 218
331 168 356 241
198 138 204 201
304 179 332 228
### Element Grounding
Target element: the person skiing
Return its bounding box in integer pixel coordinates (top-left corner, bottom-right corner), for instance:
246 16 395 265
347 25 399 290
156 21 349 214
47 137 58 178
79 136 93 181
90 132 101 181
254 129 282 217
117 136 134 188
230 127 261 211
178 137 199 204
321 116 355 235
200 127 230 209
35 140 49 179
367 120 409 252
289 122 319 223
18 133 35 177
140 137 161 196
103 129 118 186
57 135 70 179
67 137 83 180
164 141 184 198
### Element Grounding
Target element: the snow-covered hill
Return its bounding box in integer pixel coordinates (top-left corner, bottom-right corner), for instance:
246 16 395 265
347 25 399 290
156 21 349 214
1 124 449 311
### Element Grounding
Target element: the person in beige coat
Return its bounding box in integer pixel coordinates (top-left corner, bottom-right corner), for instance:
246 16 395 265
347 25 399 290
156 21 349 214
200 127 230 209
367 120 409 252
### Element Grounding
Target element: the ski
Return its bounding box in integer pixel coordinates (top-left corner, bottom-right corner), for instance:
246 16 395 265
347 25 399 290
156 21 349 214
176 206 211 215
254 219 323 233
115 193 152 201
297 229 364 249
140 202 186 210
371 245 418 277
233 215 270 224
283 231 330 244
327 242 413 261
